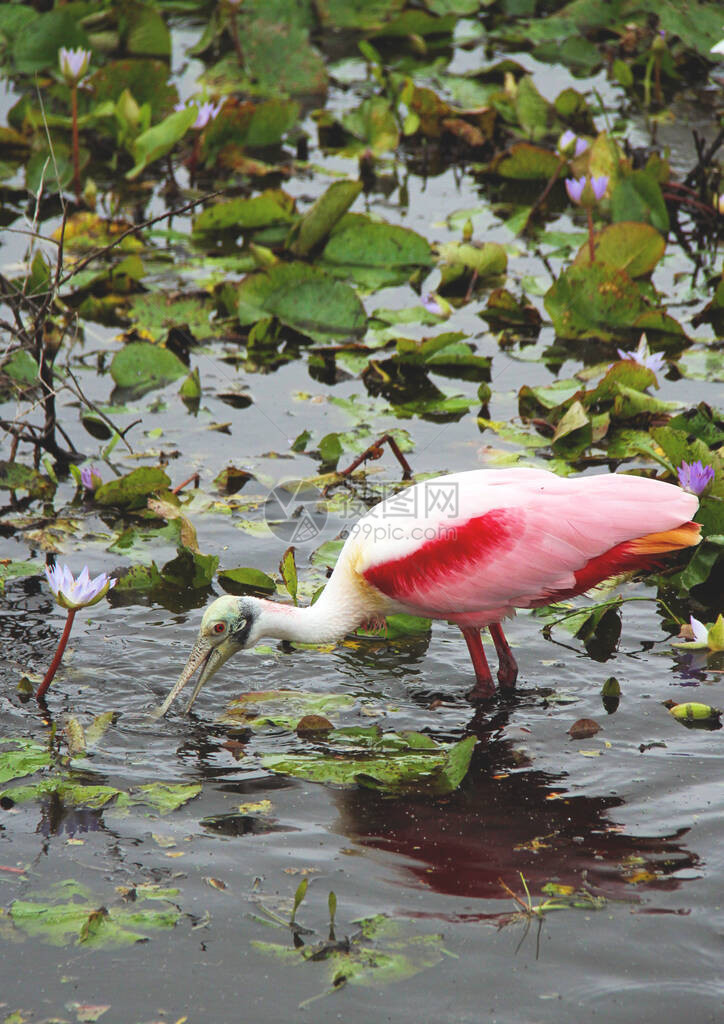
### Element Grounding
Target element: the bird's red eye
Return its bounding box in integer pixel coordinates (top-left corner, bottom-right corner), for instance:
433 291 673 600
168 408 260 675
214 622 225 634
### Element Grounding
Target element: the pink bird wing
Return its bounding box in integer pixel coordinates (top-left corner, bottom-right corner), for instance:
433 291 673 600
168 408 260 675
353 469 699 621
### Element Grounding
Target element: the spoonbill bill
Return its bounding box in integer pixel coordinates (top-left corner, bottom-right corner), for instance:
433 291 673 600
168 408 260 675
159 467 699 714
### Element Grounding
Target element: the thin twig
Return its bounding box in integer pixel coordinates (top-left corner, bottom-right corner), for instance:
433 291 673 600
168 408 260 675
58 191 223 286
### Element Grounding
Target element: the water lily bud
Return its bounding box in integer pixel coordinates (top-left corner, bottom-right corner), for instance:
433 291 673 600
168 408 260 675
59 47 91 85
669 702 722 722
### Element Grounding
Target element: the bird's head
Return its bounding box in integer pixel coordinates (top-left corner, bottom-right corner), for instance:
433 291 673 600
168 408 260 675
157 595 262 715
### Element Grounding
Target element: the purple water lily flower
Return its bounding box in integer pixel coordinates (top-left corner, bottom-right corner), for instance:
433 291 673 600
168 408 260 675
677 460 715 495
80 465 102 491
45 564 116 611
59 47 91 83
559 131 588 158
565 176 586 204
590 175 609 201
617 334 666 373
175 100 223 129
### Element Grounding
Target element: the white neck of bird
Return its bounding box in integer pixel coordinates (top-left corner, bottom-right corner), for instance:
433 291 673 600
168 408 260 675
252 586 369 645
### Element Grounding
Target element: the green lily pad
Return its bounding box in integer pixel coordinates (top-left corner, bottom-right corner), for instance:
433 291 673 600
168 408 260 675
253 911 446 1000
10 890 179 948
574 221 666 278
0 461 55 499
94 467 171 508
610 170 669 234
490 142 563 180
127 293 220 342
0 738 51 785
193 191 296 235
110 342 188 394
221 690 356 730
261 734 476 795
237 263 366 343
321 213 433 289
0 559 44 593
544 263 648 340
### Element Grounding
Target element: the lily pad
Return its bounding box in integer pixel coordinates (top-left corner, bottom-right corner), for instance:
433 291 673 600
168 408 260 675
94 467 171 508
221 690 356 730
237 263 366 343
321 214 433 289
10 890 179 948
110 342 188 394
261 734 476 794
574 222 666 278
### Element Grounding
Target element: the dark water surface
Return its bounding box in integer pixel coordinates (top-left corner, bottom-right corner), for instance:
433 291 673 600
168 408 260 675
1 19 723 1024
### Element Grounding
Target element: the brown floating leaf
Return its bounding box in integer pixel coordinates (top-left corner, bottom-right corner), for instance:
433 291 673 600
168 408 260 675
296 714 334 737
568 718 601 740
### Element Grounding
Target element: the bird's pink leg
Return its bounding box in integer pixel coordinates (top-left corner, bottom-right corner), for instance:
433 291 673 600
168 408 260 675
460 627 496 700
489 622 518 690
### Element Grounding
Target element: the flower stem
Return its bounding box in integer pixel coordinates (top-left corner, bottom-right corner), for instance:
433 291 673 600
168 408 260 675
71 83 80 202
36 608 76 701
587 206 595 262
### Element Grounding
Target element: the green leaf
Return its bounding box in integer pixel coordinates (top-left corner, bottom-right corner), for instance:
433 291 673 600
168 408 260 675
0 738 51 785
127 106 198 179
110 342 187 394
279 547 298 605
321 213 433 289
238 20 327 96
611 171 669 234
340 96 399 155
0 559 44 594
94 467 171 508
221 690 356 730
544 263 648 340
10 894 179 949
161 547 219 588
491 142 563 180
218 567 277 594
237 263 366 344
193 191 296 234
574 221 666 277
289 180 363 257
261 734 476 795
2 349 39 385
0 461 55 500
12 9 88 73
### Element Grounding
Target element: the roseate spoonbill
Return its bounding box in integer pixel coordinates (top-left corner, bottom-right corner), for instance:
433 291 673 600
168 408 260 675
159 467 700 714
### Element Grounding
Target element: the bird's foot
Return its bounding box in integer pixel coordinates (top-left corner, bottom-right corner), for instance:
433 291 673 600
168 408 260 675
466 677 496 702
497 662 518 690
360 614 387 636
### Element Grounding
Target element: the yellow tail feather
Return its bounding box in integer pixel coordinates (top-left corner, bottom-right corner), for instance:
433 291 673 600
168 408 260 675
629 521 701 555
